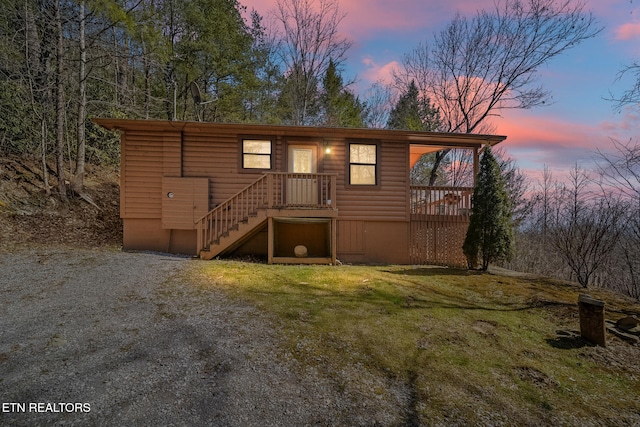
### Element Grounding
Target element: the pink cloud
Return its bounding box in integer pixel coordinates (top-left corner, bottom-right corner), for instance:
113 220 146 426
493 108 639 180
600 108 640 138
361 57 400 84
240 0 498 39
491 110 604 173
494 111 599 149
615 22 640 40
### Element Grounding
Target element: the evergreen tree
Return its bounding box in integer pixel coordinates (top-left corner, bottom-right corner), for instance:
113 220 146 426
463 145 514 270
387 80 440 131
388 80 444 183
320 59 364 127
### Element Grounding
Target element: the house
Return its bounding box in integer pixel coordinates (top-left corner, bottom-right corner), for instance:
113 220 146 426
93 119 506 266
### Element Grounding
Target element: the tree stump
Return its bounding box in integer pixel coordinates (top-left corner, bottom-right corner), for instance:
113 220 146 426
578 294 606 347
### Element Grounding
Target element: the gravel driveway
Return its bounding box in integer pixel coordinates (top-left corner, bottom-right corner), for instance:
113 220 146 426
0 247 397 426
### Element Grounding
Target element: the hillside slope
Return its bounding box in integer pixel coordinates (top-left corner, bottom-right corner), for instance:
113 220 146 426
0 156 121 251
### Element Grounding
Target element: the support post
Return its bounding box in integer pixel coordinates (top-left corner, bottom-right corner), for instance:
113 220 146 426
473 146 480 187
267 216 274 264
331 218 337 265
267 173 274 208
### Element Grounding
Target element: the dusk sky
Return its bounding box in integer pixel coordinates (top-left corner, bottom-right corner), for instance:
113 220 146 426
241 0 639 183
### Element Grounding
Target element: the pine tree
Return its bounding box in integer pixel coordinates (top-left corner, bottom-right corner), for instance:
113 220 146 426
320 59 364 127
387 80 440 132
388 80 444 183
463 145 514 270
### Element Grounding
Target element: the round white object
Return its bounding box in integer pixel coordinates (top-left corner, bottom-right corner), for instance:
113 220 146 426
294 245 308 258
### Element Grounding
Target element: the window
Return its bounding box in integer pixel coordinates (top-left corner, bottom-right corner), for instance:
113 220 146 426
242 139 272 169
349 143 377 185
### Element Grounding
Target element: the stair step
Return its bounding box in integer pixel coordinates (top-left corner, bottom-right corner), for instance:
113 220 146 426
198 206 268 259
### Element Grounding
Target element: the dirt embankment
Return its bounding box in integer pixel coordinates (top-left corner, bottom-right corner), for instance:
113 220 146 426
0 156 122 251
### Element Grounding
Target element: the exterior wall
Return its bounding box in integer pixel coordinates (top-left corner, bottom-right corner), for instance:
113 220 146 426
231 226 268 257
182 130 283 206
102 120 503 264
323 139 409 222
337 220 410 264
123 219 196 255
120 126 412 263
120 129 199 254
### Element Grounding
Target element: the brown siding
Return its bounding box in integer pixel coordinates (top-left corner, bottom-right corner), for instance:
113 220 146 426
325 140 409 221
163 133 182 177
337 220 365 254
161 177 209 229
182 131 285 206
338 221 409 264
122 130 181 219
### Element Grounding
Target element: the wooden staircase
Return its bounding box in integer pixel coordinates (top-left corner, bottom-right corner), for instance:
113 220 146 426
198 210 268 260
196 173 336 260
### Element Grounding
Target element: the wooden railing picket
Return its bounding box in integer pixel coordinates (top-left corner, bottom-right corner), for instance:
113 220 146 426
195 173 337 254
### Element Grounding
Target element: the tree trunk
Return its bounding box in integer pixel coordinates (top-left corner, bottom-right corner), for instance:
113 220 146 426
143 42 151 119
41 119 50 197
55 0 66 200
428 149 450 186
72 0 87 194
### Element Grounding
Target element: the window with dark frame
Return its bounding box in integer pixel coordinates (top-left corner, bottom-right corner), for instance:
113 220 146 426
242 139 272 170
349 143 377 185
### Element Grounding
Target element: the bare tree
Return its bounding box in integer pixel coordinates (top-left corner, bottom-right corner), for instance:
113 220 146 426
607 0 639 112
550 165 625 288
55 0 66 199
609 63 640 112
362 81 392 129
72 0 87 195
595 138 640 201
394 0 601 184
594 139 640 298
272 0 351 125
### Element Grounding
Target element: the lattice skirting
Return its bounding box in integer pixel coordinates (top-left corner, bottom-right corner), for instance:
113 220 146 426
410 219 469 268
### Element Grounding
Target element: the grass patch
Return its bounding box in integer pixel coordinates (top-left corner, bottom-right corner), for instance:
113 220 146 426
188 261 640 425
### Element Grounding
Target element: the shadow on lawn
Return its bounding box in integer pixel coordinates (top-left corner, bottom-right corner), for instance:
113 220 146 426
546 330 592 349
385 267 477 277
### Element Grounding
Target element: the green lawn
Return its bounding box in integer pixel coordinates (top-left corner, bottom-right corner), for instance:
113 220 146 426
188 261 640 425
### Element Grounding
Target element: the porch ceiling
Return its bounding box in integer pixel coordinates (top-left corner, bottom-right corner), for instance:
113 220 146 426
410 145 446 168
409 134 506 168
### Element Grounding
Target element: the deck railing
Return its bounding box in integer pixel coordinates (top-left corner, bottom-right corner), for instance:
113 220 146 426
410 185 474 220
409 185 474 267
196 173 336 253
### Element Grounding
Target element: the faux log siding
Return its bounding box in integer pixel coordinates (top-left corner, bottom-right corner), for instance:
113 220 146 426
182 131 285 206
183 132 255 205
122 129 410 222
122 130 180 218
325 141 409 221
161 177 209 229
336 220 365 254
163 132 182 177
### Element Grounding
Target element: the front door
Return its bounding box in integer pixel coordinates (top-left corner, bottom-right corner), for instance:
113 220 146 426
287 145 318 206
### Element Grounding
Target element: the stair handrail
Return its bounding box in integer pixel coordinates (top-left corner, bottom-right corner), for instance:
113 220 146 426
196 172 338 254
196 174 271 253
